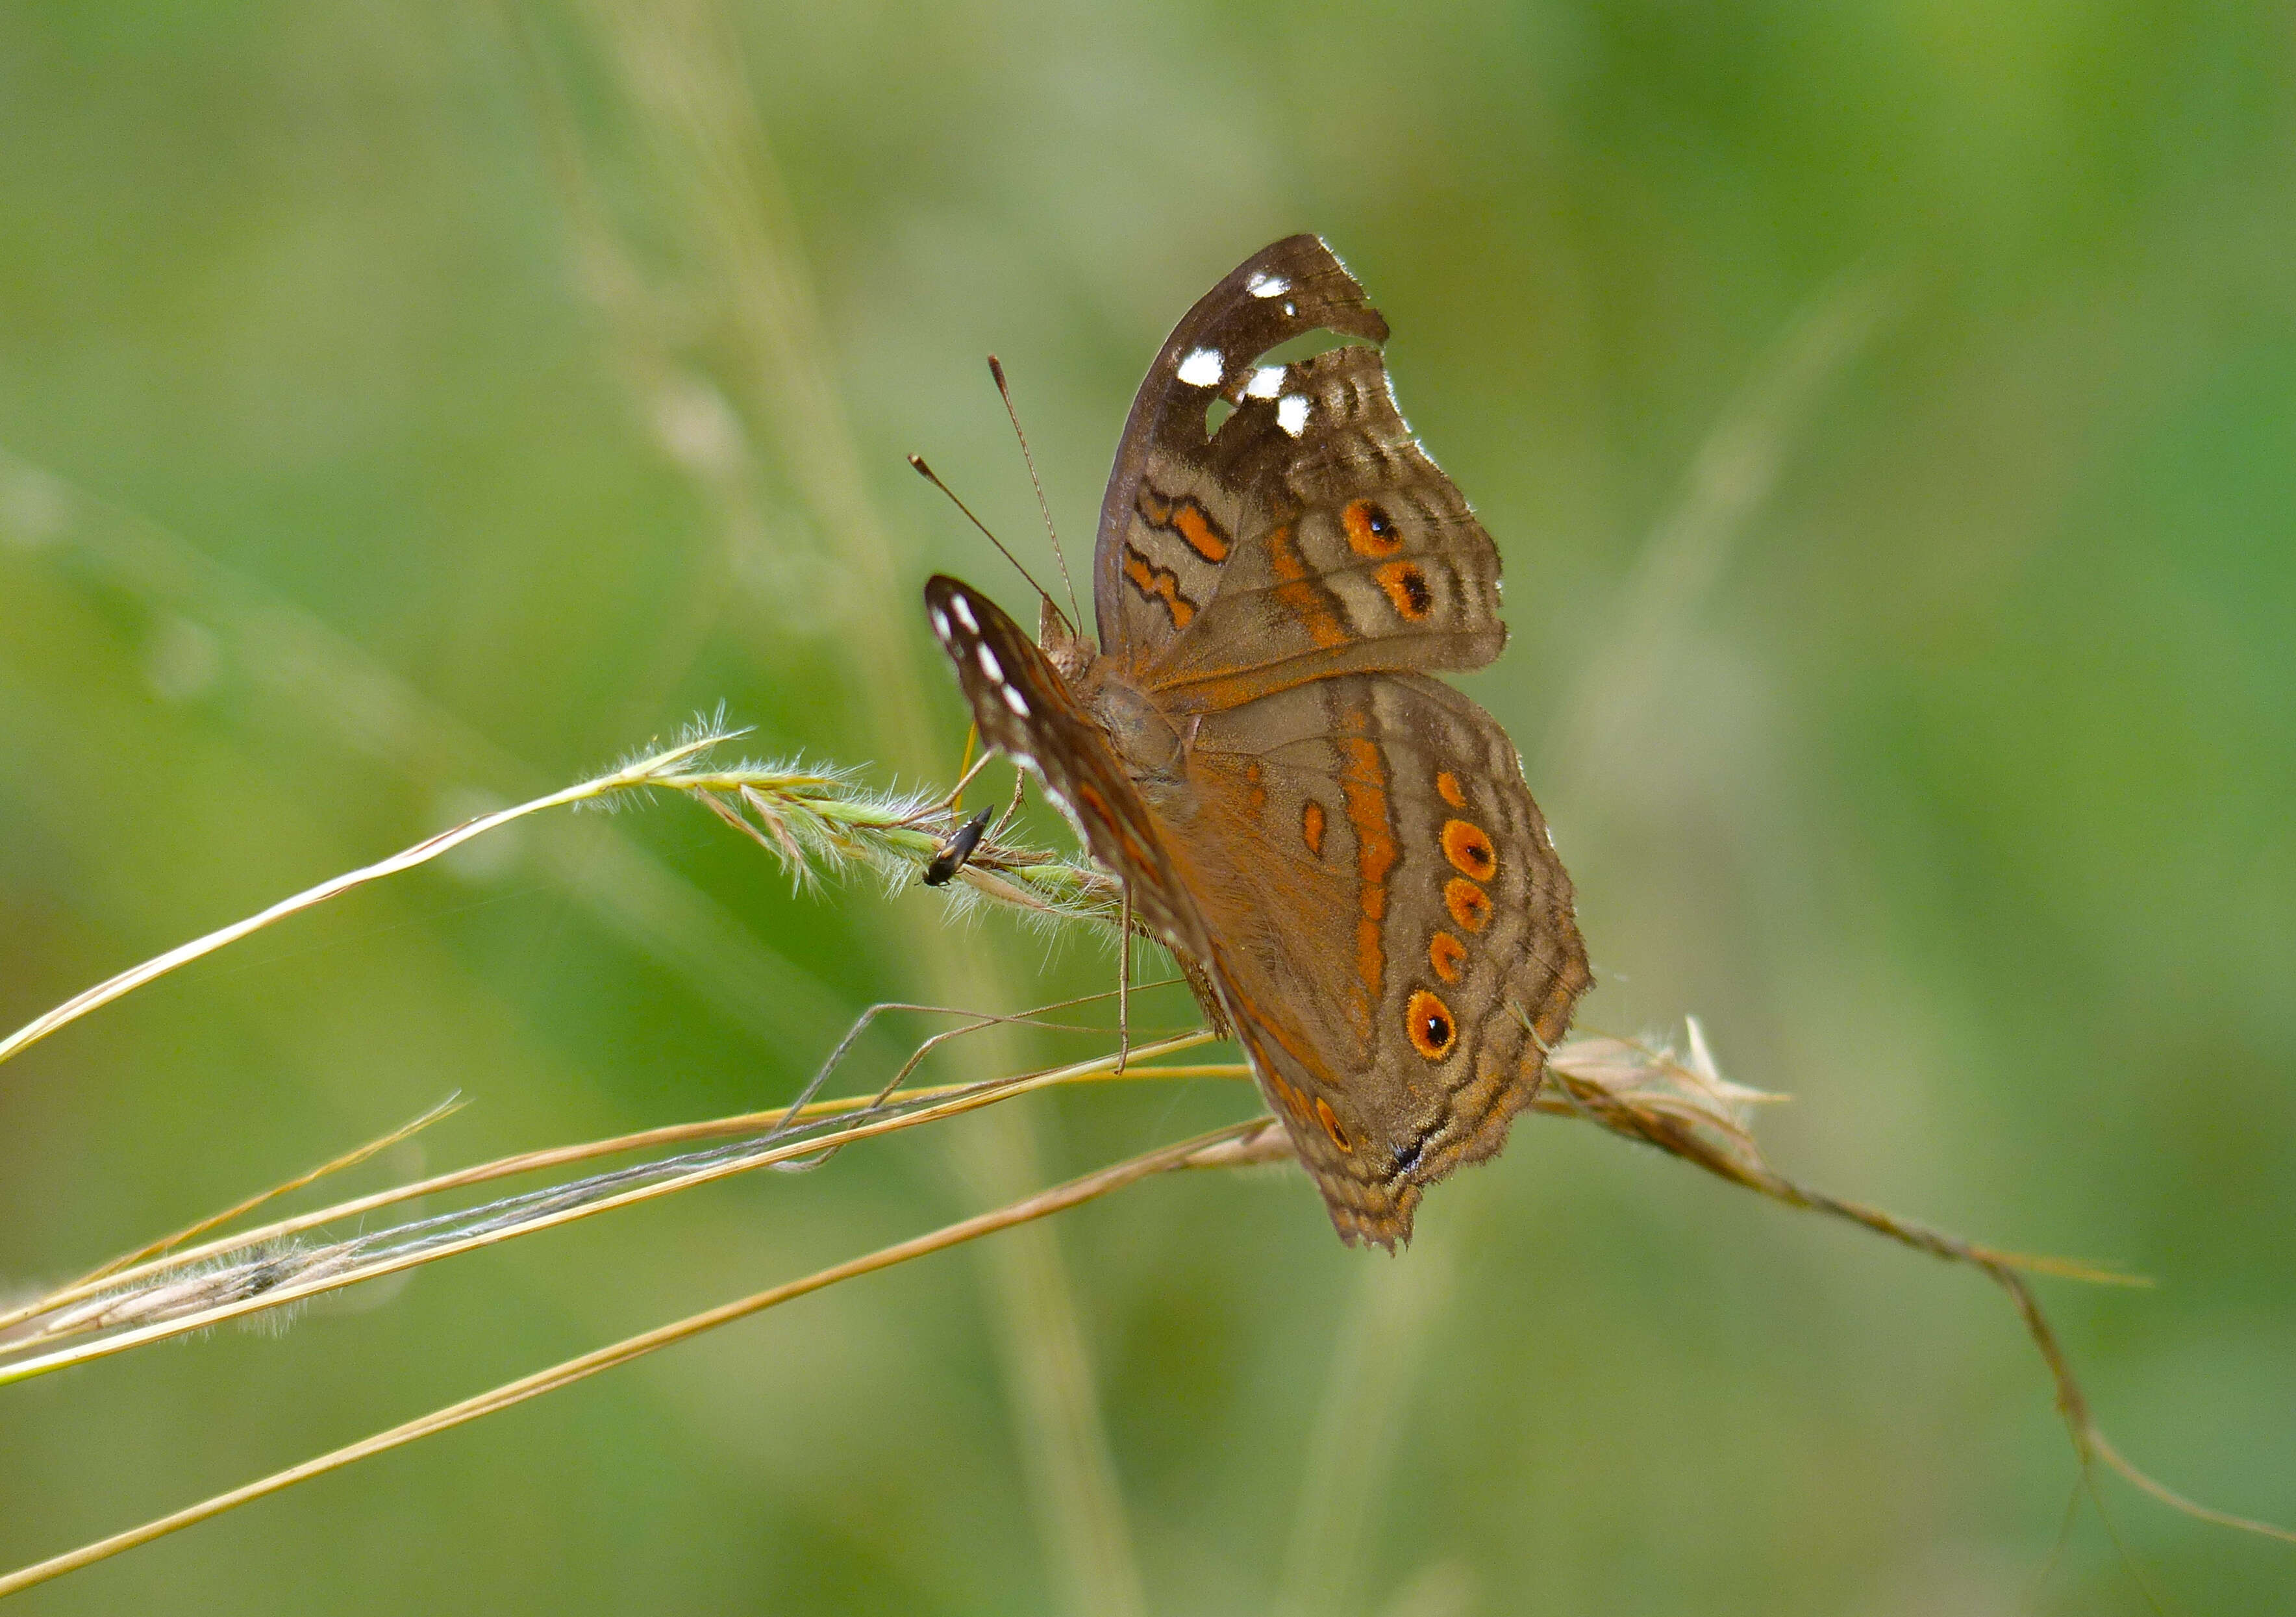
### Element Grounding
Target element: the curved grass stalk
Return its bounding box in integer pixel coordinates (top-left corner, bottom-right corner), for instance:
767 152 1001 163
0 725 1112 1081
0 1029 1215 1386
0 1118 1290 1603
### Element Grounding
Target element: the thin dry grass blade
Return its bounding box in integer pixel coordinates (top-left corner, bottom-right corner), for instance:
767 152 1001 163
0 444 851 1048
62 1095 466 1293
0 734 725 1073
0 1031 1218 1385
0 1118 1279 1603
1538 1025 2290 1545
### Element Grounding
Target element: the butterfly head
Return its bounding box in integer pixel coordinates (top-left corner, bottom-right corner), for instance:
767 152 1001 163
1038 594 1096 683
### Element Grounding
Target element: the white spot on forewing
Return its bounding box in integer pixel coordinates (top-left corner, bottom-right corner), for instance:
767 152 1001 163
951 594 978 633
1177 347 1223 388
1002 684 1030 716
930 608 951 640
977 644 1003 683
1277 394 1310 436
1247 272 1291 299
1245 366 1285 399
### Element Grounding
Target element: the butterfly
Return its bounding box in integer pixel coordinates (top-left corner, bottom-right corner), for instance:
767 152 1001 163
926 235 1590 1247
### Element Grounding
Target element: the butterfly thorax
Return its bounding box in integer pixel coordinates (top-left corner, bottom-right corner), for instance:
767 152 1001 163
1035 598 1187 788
1077 668 1185 785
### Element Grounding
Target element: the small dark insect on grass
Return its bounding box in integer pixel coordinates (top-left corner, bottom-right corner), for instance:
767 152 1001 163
0 723 2288 1599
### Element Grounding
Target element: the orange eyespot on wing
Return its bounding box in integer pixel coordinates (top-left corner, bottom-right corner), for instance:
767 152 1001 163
1314 1096 1353 1153
1375 560 1433 620
1441 818 1496 881
1444 877 1491 932
1428 930 1467 983
1406 990 1457 1060
1436 770 1466 808
1301 799 1327 857
1343 497 1403 557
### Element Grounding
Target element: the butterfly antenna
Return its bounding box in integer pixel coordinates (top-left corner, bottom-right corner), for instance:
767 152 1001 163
988 355 1082 631
907 454 1058 611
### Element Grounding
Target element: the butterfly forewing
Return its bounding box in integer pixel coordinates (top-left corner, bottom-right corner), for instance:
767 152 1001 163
1095 243 1506 715
1142 343 1508 711
1094 235 1389 670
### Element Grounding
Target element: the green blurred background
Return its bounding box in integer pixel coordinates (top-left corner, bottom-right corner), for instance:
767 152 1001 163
3 1 2293 1611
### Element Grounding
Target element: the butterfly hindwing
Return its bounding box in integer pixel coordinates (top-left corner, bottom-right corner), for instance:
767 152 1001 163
1168 673 1589 1246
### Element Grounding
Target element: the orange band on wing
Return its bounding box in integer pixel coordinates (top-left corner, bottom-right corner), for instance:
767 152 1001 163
1266 521 1350 649
1138 487 1231 564
1121 544 1196 629
1338 719 1397 1034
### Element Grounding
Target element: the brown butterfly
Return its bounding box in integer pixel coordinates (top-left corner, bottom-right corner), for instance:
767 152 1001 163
926 235 1589 1247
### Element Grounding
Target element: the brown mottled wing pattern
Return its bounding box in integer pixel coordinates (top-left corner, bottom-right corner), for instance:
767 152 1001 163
931 236 1589 1249
1093 234 1389 671
1095 236 1506 714
923 575 1211 958
1164 674 1588 1246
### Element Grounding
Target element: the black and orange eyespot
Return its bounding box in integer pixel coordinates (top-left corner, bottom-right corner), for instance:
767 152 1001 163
1441 818 1496 881
1301 799 1327 858
1314 1096 1353 1153
1428 930 1467 983
1444 877 1491 932
1406 989 1457 1060
1375 560 1434 620
1343 498 1403 557
1436 770 1467 808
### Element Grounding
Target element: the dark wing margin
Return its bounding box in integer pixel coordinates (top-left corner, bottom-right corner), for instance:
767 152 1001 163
1093 236 1390 667
924 575 1212 957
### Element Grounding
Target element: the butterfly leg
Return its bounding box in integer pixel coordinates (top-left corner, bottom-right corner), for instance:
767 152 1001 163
1115 881 1133 1075
988 766 1027 838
